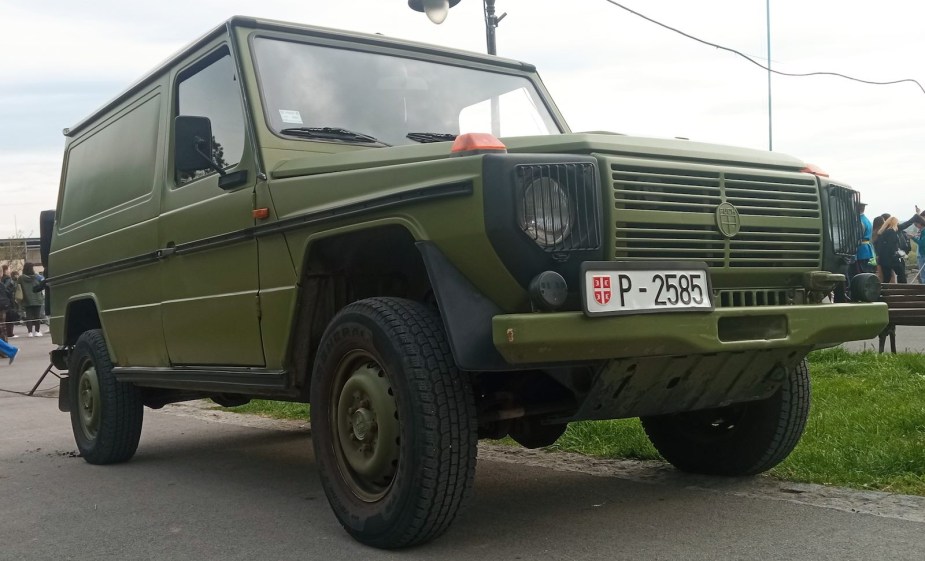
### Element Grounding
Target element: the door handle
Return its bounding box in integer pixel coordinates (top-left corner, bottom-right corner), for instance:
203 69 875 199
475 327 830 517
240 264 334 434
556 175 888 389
156 242 177 259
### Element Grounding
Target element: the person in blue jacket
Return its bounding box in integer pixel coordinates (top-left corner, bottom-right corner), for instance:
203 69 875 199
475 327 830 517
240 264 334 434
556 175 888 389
838 201 875 301
855 202 875 274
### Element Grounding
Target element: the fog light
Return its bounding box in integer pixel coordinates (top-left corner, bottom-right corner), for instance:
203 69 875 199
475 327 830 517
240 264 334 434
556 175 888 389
850 273 880 303
529 271 568 311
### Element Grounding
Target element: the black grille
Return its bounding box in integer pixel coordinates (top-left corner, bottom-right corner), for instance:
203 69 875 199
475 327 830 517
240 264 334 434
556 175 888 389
611 162 822 269
826 184 861 256
515 163 601 252
715 288 798 307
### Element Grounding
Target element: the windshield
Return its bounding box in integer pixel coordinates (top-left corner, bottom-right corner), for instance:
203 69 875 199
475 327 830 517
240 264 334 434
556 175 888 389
252 37 561 146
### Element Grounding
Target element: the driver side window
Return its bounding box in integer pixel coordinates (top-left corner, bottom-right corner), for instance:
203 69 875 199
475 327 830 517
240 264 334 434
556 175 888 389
175 49 245 186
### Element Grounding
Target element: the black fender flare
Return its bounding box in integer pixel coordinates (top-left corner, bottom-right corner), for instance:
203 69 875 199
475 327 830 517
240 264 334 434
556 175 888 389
416 241 513 372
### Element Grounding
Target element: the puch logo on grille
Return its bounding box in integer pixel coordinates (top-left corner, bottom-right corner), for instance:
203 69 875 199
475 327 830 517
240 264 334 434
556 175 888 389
715 202 741 238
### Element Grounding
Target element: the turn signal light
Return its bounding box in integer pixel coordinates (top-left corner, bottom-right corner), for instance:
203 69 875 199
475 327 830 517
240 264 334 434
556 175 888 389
253 208 270 220
800 163 829 177
451 133 507 156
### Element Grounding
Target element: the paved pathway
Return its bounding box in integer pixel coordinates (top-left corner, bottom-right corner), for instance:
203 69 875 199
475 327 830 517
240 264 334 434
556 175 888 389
2 334 925 560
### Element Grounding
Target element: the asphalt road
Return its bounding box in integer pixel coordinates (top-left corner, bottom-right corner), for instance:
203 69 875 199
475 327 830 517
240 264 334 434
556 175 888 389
841 325 925 353
2 333 925 560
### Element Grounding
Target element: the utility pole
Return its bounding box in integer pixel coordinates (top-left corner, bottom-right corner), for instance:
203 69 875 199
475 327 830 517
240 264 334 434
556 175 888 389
483 0 507 55
767 0 773 151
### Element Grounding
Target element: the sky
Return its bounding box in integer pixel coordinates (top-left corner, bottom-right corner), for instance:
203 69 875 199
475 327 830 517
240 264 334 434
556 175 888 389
1 0 923 237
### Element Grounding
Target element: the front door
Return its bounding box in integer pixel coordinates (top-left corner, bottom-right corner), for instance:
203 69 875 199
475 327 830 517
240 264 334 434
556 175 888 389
159 45 264 366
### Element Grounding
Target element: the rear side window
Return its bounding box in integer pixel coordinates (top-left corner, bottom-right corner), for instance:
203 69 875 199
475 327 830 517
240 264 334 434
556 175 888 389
176 49 245 185
60 94 160 227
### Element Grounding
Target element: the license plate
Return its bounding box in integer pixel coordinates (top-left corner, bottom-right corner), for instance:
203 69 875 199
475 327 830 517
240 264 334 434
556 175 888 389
581 261 714 316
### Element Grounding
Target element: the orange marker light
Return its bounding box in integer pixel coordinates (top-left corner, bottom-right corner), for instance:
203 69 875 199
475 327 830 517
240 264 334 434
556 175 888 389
451 133 507 157
800 163 829 177
253 208 270 220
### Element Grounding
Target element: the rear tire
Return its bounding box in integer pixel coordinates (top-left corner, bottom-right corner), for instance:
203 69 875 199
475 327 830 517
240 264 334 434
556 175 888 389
310 297 478 548
68 329 144 464
641 359 810 476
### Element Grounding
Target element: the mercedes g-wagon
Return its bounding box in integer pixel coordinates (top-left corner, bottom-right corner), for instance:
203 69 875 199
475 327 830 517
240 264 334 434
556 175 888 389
41 16 888 549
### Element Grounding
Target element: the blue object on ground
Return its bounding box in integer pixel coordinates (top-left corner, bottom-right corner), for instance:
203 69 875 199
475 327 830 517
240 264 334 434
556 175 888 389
0 338 18 364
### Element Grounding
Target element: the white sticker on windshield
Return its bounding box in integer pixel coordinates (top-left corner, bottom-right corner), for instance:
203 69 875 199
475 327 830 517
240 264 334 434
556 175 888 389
279 110 303 125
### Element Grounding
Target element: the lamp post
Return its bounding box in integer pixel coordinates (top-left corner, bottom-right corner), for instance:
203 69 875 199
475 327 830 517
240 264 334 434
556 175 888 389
408 0 506 55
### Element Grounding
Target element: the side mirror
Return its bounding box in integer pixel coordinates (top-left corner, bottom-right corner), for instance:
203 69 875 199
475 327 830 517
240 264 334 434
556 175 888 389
175 115 217 173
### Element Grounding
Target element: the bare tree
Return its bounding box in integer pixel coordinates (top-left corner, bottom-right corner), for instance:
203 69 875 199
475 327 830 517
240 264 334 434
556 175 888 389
0 231 28 272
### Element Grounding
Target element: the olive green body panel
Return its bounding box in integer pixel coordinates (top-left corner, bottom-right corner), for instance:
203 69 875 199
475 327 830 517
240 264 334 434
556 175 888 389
254 181 298 370
50 81 168 366
157 180 261 366
492 303 888 364
265 155 526 309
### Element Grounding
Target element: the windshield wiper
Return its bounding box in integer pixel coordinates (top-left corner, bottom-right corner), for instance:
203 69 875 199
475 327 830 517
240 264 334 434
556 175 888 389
406 132 458 143
280 127 390 146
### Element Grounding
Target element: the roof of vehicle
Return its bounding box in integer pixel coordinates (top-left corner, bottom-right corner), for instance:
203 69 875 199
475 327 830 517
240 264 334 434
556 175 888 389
64 15 535 138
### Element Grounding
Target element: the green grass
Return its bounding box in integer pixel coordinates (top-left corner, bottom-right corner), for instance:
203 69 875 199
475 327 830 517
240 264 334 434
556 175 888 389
773 348 925 495
220 399 309 420
218 349 925 495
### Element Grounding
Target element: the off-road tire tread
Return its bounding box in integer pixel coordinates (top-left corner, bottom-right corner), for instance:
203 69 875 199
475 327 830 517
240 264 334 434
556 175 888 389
314 297 477 548
70 329 144 464
641 359 810 476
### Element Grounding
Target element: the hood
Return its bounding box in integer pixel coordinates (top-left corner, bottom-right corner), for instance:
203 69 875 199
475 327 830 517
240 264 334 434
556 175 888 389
503 133 807 171
270 133 807 180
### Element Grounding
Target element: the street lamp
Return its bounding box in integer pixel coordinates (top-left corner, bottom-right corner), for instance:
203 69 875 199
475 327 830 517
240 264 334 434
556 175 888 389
408 0 461 24
408 0 506 55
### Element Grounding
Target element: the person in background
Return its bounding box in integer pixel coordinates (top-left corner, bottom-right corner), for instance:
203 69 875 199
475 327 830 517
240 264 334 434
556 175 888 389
871 215 887 281
875 217 907 284
7 270 19 338
838 201 874 302
855 202 875 272
17 263 45 337
0 265 13 337
913 209 925 283
0 270 12 348
0 267 17 362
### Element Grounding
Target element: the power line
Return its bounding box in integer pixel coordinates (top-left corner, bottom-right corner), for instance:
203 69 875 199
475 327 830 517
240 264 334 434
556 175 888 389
602 0 925 96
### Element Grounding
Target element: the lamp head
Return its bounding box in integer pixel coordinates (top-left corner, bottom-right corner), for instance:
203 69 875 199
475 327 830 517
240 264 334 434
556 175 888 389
408 0 462 24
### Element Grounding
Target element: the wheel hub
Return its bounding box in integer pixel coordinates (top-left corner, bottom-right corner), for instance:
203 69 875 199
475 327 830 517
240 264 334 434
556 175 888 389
333 356 400 502
77 365 101 440
351 408 376 441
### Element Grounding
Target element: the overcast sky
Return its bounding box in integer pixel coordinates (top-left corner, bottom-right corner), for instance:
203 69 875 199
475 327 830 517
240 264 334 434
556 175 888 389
2 0 922 237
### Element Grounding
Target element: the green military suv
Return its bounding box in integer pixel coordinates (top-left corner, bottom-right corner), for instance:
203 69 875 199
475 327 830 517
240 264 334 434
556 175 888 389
42 16 887 548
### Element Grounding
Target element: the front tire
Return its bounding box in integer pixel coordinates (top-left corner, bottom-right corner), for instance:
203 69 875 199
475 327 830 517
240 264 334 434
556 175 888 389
310 298 477 548
641 359 810 476
68 329 144 464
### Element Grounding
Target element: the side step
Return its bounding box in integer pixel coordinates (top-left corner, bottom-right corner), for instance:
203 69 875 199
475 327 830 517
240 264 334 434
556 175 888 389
113 367 291 397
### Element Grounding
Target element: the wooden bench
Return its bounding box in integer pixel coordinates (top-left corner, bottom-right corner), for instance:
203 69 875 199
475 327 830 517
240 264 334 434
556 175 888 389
878 283 925 353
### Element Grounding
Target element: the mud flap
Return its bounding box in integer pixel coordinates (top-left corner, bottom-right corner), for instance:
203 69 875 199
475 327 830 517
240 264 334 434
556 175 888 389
58 376 70 412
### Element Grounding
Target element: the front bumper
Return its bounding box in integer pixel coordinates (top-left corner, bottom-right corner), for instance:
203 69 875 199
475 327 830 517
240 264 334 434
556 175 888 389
492 303 888 364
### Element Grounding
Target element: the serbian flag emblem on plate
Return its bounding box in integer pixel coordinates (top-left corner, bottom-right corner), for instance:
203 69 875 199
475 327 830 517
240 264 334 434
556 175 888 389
593 275 611 305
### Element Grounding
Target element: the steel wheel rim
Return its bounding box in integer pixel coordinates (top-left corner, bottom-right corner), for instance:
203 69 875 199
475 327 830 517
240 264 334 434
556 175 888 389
330 350 400 502
77 363 101 440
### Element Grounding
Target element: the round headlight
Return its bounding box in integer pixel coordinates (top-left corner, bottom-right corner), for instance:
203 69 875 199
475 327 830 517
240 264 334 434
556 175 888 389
518 177 571 247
